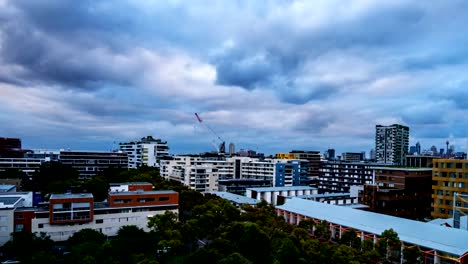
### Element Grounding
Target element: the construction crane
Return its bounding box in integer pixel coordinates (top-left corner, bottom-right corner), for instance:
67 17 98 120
194 113 225 154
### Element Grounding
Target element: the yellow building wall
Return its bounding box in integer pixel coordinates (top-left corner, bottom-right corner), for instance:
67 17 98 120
432 159 468 219
275 153 295 159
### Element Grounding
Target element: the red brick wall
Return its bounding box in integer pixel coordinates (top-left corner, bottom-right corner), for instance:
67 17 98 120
128 184 153 192
108 192 178 207
14 210 35 232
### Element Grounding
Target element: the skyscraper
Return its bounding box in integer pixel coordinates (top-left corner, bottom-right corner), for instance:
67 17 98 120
229 143 235 155
375 124 409 165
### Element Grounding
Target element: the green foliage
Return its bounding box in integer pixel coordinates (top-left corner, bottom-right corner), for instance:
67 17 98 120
403 246 422 263
2 232 54 263
30 161 80 196
68 228 107 247
340 229 361 250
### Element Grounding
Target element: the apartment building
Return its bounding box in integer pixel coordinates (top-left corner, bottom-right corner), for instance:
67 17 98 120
361 167 432 219
432 159 468 219
319 161 384 193
9 189 178 243
60 151 128 179
161 156 309 192
375 124 409 165
119 136 169 168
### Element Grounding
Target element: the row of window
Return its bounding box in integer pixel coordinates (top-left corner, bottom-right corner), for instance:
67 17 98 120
434 162 468 169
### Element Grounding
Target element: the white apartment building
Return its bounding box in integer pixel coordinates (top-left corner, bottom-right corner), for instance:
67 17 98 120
119 136 169 168
161 156 307 192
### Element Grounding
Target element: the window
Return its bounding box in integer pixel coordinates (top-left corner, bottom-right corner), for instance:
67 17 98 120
137 198 155 203
96 219 103 224
15 224 24 232
0 226 8 232
38 224 44 228
0 216 7 222
158 196 170 201
456 163 462 169
447 163 453 168
14 215 23 220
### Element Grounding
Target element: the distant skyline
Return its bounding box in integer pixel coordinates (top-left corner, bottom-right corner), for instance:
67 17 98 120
0 1 467 155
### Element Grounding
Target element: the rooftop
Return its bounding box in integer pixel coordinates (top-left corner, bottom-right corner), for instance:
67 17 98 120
0 185 15 191
371 167 433 171
277 198 468 256
0 197 22 207
50 193 93 199
206 192 259 205
108 190 177 196
109 182 153 186
247 186 317 192
294 192 351 199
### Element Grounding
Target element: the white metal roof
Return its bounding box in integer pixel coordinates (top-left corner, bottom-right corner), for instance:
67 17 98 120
206 192 259 205
276 198 468 256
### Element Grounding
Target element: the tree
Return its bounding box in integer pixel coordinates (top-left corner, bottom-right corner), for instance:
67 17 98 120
314 220 331 241
67 228 107 247
66 229 109 264
30 161 79 196
112 225 153 263
378 228 401 262
340 229 361 250
82 176 109 202
2 232 54 262
403 246 422 263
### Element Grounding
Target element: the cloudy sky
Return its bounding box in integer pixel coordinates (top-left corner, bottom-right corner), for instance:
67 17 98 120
0 0 467 155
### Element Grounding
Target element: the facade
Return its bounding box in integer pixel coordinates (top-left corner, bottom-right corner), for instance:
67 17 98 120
119 136 169 169
228 143 235 155
0 138 22 158
0 158 43 174
24 149 60 162
361 167 432 219
375 124 409 165
290 150 321 183
109 182 153 192
9 189 178 243
60 151 128 179
0 192 34 244
218 179 271 195
341 152 364 162
295 192 359 206
276 198 468 264
318 161 383 193
161 156 309 192
406 155 435 168
246 186 318 205
432 159 468 219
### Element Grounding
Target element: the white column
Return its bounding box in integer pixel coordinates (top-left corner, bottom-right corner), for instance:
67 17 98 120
434 250 439 264
265 191 272 204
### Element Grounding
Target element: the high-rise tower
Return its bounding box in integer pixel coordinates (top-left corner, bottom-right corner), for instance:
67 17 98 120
375 124 409 165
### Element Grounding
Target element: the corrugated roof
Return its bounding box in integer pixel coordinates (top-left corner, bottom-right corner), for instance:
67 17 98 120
276 198 468 256
50 193 93 199
206 192 259 205
247 186 317 192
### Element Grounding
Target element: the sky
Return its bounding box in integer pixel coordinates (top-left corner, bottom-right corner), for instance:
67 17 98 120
0 0 467 155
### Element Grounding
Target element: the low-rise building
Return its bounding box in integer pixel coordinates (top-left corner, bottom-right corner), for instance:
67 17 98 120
361 167 432 219
245 186 318 205
60 150 128 179
276 198 468 264
1 188 178 244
